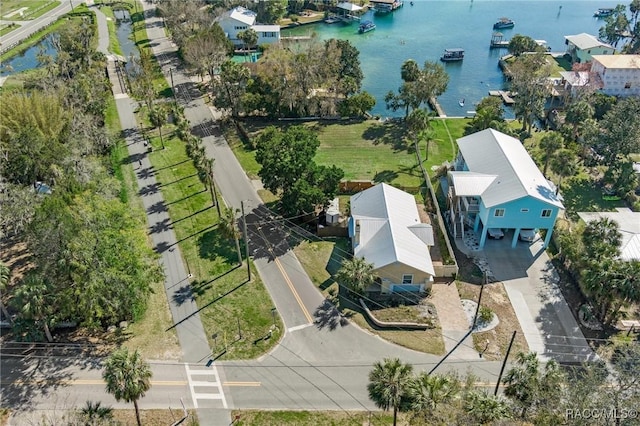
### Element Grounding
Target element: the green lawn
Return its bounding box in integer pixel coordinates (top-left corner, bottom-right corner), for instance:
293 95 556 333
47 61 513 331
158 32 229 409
146 132 282 359
0 22 20 37
229 118 461 190
1 0 58 21
233 410 397 426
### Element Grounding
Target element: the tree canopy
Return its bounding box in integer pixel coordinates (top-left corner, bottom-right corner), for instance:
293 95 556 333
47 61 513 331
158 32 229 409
255 126 344 215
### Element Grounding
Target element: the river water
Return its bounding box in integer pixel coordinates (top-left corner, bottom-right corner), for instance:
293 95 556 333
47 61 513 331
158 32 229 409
282 1 621 117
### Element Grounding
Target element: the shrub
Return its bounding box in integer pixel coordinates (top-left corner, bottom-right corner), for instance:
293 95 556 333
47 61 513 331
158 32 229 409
479 306 493 323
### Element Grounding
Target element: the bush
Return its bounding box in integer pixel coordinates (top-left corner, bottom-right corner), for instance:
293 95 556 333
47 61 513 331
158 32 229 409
479 306 493 323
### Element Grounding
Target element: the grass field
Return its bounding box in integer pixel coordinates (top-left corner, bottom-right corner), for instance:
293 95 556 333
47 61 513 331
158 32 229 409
233 410 397 426
145 131 282 359
229 117 462 190
0 1 58 21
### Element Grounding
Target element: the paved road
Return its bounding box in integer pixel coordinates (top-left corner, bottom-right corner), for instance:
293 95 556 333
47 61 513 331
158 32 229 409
0 1 81 55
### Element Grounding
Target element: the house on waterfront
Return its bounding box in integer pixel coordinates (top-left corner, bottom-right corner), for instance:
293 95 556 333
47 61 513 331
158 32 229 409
349 183 435 294
369 0 404 13
446 129 564 249
590 54 640 97
578 208 640 261
558 70 603 97
564 33 615 63
217 6 280 47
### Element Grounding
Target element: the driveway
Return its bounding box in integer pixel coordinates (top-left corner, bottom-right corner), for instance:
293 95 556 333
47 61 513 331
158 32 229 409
475 231 596 363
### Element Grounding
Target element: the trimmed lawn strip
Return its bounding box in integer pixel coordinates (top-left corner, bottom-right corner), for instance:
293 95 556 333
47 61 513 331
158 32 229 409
456 281 529 361
233 410 396 426
105 96 181 360
113 409 198 426
293 240 446 355
0 23 20 37
146 134 281 359
228 118 461 191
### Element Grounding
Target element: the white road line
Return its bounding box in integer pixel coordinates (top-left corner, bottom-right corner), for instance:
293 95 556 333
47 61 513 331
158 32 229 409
185 364 228 409
287 323 313 333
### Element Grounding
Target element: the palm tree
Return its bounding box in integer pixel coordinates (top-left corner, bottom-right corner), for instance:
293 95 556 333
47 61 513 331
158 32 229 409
237 29 258 62
335 257 377 295
464 391 511 424
102 347 152 426
11 273 53 342
581 217 622 262
148 105 167 150
408 371 461 420
550 148 578 195
79 400 114 424
367 358 413 426
539 132 563 177
564 100 594 141
0 261 12 324
220 206 242 266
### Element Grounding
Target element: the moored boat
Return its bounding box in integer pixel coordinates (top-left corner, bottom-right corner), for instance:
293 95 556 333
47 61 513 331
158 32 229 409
440 48 465 62
593 8 614 17
493 17 515 29
358 20 376 34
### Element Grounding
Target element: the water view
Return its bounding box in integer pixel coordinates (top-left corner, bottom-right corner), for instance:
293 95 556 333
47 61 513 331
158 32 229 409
0 35 56 76
282 1 621 117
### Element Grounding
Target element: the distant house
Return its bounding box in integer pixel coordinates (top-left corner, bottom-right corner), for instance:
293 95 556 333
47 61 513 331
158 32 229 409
558 70 603 97
349 183 435 294
564 33 615 63
578 208 640 261
217 6 280 47
590 54 640 97
447 129 564 249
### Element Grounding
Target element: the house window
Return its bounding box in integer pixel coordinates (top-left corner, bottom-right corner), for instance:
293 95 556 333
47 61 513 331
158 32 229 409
494 208 505 217
402 274 413 284
541 209 552 218
520 208 529 213
625 82 632 88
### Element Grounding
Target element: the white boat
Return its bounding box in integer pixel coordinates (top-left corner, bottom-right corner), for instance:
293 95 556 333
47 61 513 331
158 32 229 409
459 98 465 107
593 8 614 17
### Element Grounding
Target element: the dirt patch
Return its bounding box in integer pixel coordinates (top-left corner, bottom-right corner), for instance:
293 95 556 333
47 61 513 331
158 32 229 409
113 409 198 426
0 236 35 285
456 280 529 361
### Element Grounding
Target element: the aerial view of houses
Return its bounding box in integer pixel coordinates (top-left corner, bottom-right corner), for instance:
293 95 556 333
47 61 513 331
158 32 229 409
0 0 639 425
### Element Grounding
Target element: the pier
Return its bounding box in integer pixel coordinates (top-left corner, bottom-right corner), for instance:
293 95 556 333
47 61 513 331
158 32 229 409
429 97 447 117
488 90 515 105
490 32 510 49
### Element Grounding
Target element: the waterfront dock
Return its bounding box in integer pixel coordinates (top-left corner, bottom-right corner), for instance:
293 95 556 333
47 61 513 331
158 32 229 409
490 32 510 49
488 90 515 105
429 97 447 117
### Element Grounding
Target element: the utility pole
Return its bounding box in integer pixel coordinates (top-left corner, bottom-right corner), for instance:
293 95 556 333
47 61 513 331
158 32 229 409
494 330 517 396
241 201 251 281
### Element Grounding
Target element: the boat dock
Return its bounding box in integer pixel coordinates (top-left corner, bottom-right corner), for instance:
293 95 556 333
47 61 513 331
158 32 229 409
490 32 509 48
429 97 447 117
488 90 515 105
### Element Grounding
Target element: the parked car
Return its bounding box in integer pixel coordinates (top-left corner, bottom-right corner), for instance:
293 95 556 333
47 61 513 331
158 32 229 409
519 229 536 242
487 228 504 239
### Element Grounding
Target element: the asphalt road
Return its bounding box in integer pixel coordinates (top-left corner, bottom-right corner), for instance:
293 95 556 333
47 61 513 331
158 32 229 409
0 1 81 54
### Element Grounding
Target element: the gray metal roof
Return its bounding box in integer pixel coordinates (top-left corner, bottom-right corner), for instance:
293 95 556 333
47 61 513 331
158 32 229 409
564 33 613 50
456 129 564 209
350 184 435 276
578 208 640 261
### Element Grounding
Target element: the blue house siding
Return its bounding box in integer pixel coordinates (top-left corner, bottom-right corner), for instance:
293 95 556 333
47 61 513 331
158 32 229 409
477 196 560 248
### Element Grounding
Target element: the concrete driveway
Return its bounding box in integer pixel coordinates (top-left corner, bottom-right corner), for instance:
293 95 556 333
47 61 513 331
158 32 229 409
479 230 596 363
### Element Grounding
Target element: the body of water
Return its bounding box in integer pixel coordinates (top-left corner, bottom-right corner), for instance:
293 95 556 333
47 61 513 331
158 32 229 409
282 1 621 117
0 35 56 76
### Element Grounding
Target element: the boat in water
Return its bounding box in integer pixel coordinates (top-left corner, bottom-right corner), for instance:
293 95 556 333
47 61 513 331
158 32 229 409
593 8 614 18
493 17 515 29
358 20 376 34
459 98 465 107
440 48 465 62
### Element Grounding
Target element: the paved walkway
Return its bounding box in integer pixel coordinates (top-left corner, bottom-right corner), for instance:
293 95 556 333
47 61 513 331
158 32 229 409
95 6 211 365
430 283 479 359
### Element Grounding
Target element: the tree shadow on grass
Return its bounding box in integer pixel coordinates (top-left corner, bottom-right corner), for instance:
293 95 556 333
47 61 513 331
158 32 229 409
373 170 399 183
197 229 238 265
362 122 409 153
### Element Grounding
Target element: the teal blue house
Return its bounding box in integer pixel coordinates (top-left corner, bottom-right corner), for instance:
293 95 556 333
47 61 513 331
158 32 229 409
446 129 564 249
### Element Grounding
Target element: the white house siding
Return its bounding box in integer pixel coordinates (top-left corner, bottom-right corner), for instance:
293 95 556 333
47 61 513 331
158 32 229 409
591 55 640 97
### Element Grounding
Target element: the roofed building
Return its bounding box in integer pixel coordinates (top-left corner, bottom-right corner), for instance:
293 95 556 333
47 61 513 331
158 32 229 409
217 6 280 47
590 54 640 97
349 183 434 294
564 33 615 63
578 208 640 261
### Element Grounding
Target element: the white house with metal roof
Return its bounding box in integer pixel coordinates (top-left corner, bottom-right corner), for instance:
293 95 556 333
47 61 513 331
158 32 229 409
349 183 435 294
217 6 280 47
578 208 640 261
564 33 615 63
447 129 564 249
590 54 640 97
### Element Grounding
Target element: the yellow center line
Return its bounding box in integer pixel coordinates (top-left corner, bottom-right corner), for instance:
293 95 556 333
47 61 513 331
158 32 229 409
223 381 261 387
259 227 313 324
10 379 187 386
